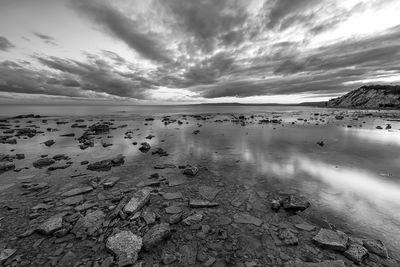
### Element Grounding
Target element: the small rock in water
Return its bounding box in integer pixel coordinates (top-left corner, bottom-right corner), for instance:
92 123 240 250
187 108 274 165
139 142 151 152
183 165 198 176
312 228 348 251
142 223 171 250
281 195 310 212
106 231 142 266
316 140 324 147
44 139 55 147
271 199 280 211
33 158 55 168
123 189 151 214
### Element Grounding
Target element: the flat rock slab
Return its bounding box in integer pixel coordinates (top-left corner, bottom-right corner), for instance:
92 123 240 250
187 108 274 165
62 195 84 205
168 177 187 187
106 231 142 266
136 180 160 187
344 244 368 264
163 192 183 200
37 214 64 235
0 249 16 263
165 206 182 214
103 176 120 188
143 223 171 250
74 201 97 212
182 213 203 225
189 199 219 208
61 186 93 197
295 223 316 231
72 210 105 238
233 213 262 226
123 189 151 214
313 229 348 251
198 186 221 201
284 260 345 267
214 216 232 226
363 239 388 258
282 195 310 212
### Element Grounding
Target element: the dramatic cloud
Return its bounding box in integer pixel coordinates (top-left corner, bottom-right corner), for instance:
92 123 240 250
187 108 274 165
70 0 171 63
33 32 57 45
0 36 14 51
0 0 399 103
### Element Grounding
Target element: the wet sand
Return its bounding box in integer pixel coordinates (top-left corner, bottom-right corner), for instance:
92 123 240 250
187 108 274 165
1 108 400 266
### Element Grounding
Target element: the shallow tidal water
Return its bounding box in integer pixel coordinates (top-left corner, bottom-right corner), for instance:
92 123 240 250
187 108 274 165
1 104 400 258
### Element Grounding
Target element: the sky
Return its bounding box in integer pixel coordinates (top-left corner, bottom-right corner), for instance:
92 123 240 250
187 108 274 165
0 0 400 104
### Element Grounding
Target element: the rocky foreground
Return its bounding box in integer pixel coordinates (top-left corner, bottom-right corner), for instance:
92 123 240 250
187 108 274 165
0 112 399 266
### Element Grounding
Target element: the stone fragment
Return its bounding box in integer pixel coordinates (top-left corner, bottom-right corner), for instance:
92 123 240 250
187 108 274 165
61 186 93 197
142 210 156 225
179 242 197 266
295 223 316 231
233 213 262 226
313 229 348 251
0 248 16 264
62 195 84 205
123 189 151 214
87 154 125 171
143 223 171 250
363 239 388 258
103 176 120 188
33 158 55 168
189 199 219 208
182 165 198 176
169 213 182 224
161 251 177 265
37 214 64 235
283 260 346 267
344 243 368 264
279 229 299 246
198 186 220 200
165 206 182 214
57 251 76 266
271 199 280 211
281 195 310 212
74 201 97 212
163 192 183 200
182 213 203 225
106 231 142 266
0 162 15 172
72 210 105 238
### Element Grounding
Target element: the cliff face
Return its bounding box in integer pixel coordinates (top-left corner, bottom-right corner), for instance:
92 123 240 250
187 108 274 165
327 85 400 109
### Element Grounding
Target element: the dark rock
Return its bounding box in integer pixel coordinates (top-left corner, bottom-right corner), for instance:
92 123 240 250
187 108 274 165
139 142 151 152
183 165 198 176
33 158 55 168
44 140 55 147
189 199 219 208
87 154 125 171
0 162 15 172
271 199 280 211
143 223 171 250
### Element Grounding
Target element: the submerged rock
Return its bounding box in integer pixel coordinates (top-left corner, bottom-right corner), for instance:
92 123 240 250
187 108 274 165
183 165 198 176
87 154 125 171
106 231 142 266
43 139 55 147
139 142 151 152
123 189 151 214
0 162 15 172
313 229 348 251
33 158 55 168
143 223 171 250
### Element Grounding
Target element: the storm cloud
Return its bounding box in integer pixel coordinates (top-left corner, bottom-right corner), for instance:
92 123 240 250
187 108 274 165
0 0 399 102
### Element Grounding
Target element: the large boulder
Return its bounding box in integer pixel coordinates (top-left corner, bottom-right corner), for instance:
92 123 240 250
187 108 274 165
106 231 142 266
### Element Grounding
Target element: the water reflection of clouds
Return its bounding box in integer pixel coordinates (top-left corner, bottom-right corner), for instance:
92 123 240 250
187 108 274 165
342 127 400 146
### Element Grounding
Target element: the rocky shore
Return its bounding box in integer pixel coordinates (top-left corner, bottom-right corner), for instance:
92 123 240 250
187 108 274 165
0 111 399 266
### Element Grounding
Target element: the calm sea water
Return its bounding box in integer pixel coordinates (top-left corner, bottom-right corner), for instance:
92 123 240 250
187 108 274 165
1 104 400 257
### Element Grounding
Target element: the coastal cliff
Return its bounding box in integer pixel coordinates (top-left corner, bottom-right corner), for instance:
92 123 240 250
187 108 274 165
327 85 400 109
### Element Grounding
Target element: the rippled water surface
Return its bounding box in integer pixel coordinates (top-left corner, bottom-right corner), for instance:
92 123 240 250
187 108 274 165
1 104 400 256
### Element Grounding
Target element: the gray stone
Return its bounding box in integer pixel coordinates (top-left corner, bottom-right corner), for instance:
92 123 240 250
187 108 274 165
281 195 310 212
182 165 198 176
161 251 177 265
142 210 156 225
344 243 368 264
279 229 298 246
169 213 182 224
103 176 120 188
163 192 183 200
363 239 388 258
198 186 220 200
123 189 151 214
57 251 76 266
189 199 219 208
233 213 262 226
313 229 348 251
0 248 16 264
179 241 197 265
165 205 182 214
62 195 84 205
295 223 316 231
106 231 142 266
31 203 53 210
168 176 187 186
37 214 64 235
61 186 93 197
182 213 203 225
71 210 105 238
33 158 55 168
214 215 232 226
143 223 171 250
74 201 97 212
